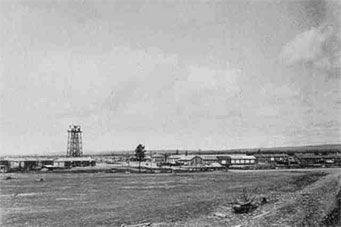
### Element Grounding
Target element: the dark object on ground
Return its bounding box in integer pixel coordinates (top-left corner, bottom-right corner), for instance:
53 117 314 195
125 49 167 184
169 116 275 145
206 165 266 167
5 176 13 180
35 178 44 182
231 187 267 214
233 202 258 213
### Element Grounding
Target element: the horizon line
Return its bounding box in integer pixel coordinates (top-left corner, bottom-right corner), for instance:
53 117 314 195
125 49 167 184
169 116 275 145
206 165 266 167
2 143 340 157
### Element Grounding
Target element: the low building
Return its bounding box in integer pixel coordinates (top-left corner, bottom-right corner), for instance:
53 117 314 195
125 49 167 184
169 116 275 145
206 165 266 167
177 155 204 166
295 154 341 167
167 155 183 164
228 155 256 168
128 161 158 168
127 156 152 162
53 159 72 168
216 156 232 167
0 157 54 171
201 155 219 165
254 154 289 164
53 157 96 168
0 160 9 172
152 154 166 165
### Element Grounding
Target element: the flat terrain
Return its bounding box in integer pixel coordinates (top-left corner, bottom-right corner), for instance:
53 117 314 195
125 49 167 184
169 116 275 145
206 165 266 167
0 169 338 227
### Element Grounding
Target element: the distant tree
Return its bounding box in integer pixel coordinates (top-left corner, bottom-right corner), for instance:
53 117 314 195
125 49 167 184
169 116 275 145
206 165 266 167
135 144 146 172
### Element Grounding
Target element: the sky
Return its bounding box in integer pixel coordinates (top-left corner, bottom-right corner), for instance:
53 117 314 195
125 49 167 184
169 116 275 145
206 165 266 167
0 0 340 155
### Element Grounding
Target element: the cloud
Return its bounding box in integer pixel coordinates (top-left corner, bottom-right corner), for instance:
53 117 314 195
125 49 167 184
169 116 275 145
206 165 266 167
279 24 340 74
301 0 327 26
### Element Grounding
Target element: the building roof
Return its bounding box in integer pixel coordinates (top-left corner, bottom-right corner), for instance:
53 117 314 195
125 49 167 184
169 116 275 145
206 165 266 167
254 154 288 158
216 156 231 160
178 155 202 161
152 154 165 158
54 157 94 162
144 155 152 160
167 155 183 160
201 155 218 161
3 157 54 162
295 154 341 159
170 154 257 160
228 155 256 160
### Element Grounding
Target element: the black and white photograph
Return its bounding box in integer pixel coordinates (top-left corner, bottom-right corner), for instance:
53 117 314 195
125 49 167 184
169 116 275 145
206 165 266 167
0 0 340 226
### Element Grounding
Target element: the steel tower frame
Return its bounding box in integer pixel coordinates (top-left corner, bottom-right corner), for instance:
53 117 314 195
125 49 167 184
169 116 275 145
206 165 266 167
66 125 83 157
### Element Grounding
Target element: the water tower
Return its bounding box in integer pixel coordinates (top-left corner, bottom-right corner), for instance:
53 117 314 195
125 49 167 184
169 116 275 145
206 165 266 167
66 125 83 157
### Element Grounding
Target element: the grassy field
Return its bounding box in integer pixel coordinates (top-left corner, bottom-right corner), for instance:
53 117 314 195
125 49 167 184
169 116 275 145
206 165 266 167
0 170 333 227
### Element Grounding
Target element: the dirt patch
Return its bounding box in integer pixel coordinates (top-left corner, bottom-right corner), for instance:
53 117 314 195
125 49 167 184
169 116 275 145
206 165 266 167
291 172 328 190
321 188 341 226
250 171 341 227
150 171 334 227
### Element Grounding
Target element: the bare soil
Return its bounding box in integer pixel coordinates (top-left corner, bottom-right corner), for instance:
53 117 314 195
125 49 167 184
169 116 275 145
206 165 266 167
321 188 341 226
153 169 341 227
0 169 339 227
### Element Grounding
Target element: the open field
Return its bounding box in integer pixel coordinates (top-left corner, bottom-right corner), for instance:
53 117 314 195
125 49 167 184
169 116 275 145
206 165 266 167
0 169 340 227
